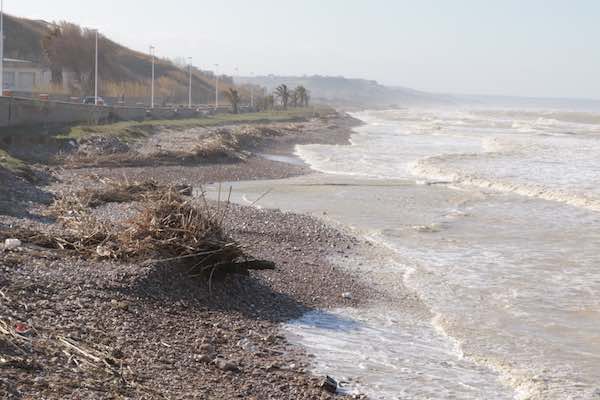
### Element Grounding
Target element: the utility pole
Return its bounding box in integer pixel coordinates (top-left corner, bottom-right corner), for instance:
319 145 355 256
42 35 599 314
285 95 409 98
250 72 255 109
150 46 155 108
0 0 4 94
94 29 99 105
188 57 192 108
214 63 219 109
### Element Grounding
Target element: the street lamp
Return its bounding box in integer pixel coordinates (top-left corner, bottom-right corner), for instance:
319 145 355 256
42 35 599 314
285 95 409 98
0 0 4 94
214 63 219 109
188 57 192 108
150 46 155 108
94 29 99 105
250 72 255 109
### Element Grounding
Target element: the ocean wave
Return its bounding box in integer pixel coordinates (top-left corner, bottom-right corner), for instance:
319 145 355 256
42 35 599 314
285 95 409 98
410 155 600 211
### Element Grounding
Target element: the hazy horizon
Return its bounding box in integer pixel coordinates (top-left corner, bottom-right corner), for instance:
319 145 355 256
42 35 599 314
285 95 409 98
8 0 600 100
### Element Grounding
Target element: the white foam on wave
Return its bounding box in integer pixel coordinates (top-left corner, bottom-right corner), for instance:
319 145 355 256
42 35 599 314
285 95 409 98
365 228 592 400
410 155 600 212
290 107 600 399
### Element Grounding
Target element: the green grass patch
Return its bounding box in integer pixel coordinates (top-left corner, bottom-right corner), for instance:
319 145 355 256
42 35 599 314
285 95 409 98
58 108 333 142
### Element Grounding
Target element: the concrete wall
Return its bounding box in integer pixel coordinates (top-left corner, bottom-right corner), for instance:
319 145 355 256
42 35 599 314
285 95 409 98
0 96 240 128
0 97 110 127
174 108 199 119
109 106 147 122
147 107 177 120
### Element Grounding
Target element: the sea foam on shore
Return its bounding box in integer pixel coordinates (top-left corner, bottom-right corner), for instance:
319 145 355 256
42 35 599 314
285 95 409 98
212 107 600 399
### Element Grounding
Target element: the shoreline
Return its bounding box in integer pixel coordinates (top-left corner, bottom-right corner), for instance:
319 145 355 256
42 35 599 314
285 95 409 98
0 111 377 399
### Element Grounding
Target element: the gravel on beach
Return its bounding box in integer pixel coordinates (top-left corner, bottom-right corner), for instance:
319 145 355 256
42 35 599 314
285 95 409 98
0 113 375 399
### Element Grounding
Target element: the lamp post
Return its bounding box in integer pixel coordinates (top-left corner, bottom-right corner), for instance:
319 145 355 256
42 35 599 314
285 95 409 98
187 57 192 108
150 46 155 108
94 29 99 105
214 63 219 109
250 72 255 109
0 0 4 94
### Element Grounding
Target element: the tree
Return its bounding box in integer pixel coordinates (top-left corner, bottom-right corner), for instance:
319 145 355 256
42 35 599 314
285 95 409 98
290 90 299 107
41 22 119 95
42 26 63 84
295 85 310 107
274 84 290 109
224 88 241 114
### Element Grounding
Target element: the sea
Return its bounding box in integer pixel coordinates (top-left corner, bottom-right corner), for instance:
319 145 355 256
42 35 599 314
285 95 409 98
208 103 600 399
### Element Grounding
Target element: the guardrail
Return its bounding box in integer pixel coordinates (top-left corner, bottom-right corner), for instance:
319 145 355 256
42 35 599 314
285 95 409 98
0 96 238 128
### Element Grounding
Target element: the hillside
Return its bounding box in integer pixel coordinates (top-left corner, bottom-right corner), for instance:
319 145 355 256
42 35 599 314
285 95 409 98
3 14 231 104
238 75 451 108
3 15 49 62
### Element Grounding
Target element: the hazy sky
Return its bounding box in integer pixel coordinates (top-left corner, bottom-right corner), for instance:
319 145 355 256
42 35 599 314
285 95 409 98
8 0 600 99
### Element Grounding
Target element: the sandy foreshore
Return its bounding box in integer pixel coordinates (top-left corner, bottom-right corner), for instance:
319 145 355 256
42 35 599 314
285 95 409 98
0 111 376 399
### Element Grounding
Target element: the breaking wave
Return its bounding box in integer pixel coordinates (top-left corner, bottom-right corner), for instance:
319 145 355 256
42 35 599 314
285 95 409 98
410 152 600 212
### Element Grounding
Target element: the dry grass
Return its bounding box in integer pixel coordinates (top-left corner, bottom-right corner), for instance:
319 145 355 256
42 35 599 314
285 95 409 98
117 189 243 274
190 129 246 161
189 125 285 161
43 190 117 256
59 120 301 168
50 179 192 209
4 183 272 280
86 180 161 206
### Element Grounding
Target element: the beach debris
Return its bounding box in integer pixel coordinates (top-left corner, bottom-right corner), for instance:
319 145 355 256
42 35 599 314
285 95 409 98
341 292 353 300
199 343 216 356
321 376 338 393
96 244 113 258
214 358 239 372
117 189 244 268
14 323 31 335
195 354 213 363
3 185 274 284
110 299 129 311
3 238 22 251
49 179 191 213
237 338 258 353
174 184 193 196
77 135 130 156
79 179 162 207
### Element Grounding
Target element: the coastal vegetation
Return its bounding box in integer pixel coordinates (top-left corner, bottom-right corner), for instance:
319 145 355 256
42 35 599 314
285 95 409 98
60 107 328 141
224 88 241 114
295 85 310 107
275 84 291 109
270 84 309 110
0 149 27 174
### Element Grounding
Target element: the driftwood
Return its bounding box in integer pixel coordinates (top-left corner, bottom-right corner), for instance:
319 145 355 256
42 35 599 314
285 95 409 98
201 260 276 277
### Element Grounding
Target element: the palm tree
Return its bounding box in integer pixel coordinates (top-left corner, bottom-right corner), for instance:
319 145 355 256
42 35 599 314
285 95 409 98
274 84 290 109
295 85 309 107
290 90 299 107
224 88 241 114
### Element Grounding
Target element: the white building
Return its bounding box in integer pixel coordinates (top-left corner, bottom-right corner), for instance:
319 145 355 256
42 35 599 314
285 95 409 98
3 58 52 92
